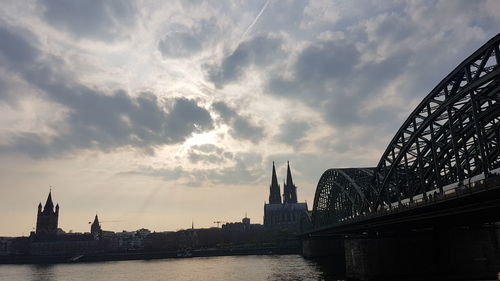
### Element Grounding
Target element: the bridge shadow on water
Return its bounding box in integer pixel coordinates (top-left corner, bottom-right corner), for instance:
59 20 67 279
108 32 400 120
306 257 347 281
307 255 499 281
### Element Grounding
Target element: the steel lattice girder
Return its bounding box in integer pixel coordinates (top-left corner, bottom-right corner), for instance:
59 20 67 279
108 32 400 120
311 33 500 228
371 33 500 210
311 168 374 228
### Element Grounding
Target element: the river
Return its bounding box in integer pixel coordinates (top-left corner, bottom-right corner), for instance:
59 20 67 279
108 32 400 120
0 255 346 281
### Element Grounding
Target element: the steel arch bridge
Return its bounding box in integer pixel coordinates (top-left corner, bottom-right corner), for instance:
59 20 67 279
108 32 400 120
311 34 500 229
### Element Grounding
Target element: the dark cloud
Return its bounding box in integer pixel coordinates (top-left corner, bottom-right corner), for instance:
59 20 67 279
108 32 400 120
0 76 7 100
265 2 499 158
212 101 265 143
266 39 371 129
0 74 17 103
40 0 136 40
295 41 358 82
0 27 42 104
0 28 39 64
164 98 214 143
205 34 284 88
1 94 214 158
231 117 265 143
158 20 218 58
212 101 237 123
0 26 213 157
276 120 311 149
266 35 415 133
264 1 500 135
267 40 360 101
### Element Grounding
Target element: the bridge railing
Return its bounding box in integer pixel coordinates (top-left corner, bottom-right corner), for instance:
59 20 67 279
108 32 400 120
327 173 500 228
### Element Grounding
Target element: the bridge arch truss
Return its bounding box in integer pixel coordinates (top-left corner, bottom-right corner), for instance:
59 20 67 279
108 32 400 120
312 34 500 228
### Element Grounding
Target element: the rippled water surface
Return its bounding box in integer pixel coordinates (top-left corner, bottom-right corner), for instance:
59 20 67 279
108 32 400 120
0 255 345 281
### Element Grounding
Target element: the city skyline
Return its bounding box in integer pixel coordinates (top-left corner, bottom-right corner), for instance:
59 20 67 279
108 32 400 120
26 159 306 235
1 0 500 236
5 161 305 236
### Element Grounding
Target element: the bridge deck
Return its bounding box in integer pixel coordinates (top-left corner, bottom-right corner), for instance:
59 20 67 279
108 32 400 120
304 175 500 236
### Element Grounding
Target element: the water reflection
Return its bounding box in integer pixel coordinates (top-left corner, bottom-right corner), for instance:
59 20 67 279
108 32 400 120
1 255 348 281
30 264 55 281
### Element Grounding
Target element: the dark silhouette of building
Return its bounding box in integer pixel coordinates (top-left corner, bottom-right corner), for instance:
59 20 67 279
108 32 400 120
242 214 250 225
222 215 258 232
269 161 282 204
36 191 59 235
91 214 102 240
264 162 308 231
283 161 298 203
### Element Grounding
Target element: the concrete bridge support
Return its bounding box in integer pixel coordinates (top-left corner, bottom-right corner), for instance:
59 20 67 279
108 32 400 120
345 226 500 280
302 236 345 261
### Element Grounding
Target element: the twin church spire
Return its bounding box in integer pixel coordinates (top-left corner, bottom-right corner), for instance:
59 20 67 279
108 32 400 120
268 161 298 204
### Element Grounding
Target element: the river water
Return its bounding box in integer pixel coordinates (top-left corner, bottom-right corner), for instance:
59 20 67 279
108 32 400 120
0 255 346 281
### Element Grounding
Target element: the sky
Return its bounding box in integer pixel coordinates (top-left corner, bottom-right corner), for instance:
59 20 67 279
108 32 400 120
0 0 499 236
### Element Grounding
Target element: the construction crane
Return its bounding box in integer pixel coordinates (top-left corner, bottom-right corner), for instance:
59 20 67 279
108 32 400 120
213 221 227 228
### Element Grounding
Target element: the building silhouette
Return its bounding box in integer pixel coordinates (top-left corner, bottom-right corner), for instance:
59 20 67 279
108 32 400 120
283 161 298 204
91 214 102 240
264 162 308 231
268 161 282 204
36 191 59 235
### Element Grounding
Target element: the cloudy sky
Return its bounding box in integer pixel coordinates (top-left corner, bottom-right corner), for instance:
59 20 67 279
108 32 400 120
0 0 499 236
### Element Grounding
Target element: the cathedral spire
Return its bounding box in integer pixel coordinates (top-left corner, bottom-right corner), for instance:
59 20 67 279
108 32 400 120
272 161 279 187
286 161 293 187
268 161 282 204
284 161 298 203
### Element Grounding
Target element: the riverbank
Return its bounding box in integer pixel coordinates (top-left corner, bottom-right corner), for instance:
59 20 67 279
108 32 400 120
0 247 301 264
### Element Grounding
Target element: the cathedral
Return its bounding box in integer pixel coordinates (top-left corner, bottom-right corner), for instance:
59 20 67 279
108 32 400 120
36 191 59 236
263 161 308 231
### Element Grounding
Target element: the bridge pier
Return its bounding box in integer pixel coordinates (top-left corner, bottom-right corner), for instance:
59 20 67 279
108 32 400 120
345 225 500 280
301 235 345 260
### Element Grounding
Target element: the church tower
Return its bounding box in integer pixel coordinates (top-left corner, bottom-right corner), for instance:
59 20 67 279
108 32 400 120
268 161 282 204
283 161 298 203
264 161 308 229
91 214 102 240
36 191 59 235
